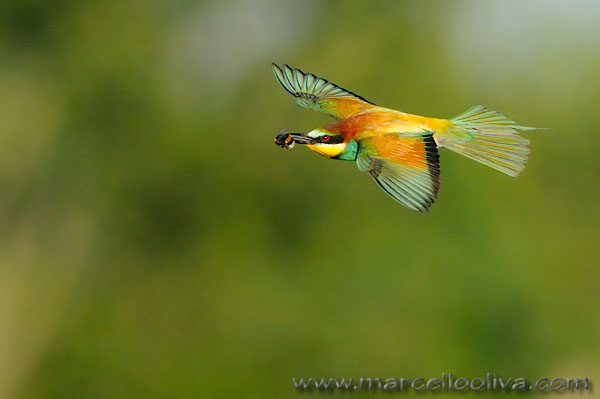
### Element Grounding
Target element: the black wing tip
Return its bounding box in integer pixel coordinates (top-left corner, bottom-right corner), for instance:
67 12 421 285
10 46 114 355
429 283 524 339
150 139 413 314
414 135 440 211
424 134 441 198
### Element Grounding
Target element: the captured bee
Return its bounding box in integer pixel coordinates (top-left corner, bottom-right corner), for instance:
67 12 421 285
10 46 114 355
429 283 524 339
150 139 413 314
274 130 315 150
274 131 295 149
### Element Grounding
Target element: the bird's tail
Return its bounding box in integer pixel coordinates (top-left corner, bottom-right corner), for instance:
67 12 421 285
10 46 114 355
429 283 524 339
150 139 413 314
437 105 538 177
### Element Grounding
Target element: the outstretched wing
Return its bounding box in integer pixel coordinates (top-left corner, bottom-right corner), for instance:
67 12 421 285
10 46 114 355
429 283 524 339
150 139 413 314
272 63 375 120
357 133 441 212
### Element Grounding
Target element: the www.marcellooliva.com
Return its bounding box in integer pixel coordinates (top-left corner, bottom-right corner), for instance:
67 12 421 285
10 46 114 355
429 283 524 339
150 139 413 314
293 373 591 393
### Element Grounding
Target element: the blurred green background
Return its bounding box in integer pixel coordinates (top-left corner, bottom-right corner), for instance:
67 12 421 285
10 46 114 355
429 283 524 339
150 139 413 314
1 0 599 397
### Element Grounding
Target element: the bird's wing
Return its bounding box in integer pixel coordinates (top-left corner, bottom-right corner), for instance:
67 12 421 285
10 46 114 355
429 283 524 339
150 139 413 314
357 133 440 212
272 63 376 120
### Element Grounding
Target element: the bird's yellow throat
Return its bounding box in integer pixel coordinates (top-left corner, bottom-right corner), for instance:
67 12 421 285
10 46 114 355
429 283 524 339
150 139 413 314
306 143 346 158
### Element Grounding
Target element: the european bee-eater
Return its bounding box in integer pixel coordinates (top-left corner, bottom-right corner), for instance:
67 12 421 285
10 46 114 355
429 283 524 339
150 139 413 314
272 63 537 211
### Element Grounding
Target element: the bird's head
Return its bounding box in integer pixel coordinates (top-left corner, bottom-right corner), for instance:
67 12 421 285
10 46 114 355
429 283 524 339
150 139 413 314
304 128 347 159
274 128 358 160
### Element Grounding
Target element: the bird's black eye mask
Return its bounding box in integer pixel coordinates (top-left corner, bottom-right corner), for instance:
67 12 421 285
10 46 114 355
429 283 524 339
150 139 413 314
316 134 344 144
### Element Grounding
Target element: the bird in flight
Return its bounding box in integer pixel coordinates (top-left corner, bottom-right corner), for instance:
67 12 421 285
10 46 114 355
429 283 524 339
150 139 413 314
272 63 537 211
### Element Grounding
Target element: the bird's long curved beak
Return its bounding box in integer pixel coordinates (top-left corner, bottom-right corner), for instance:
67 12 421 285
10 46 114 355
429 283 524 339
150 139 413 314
286 133 314 144
274 131 315 149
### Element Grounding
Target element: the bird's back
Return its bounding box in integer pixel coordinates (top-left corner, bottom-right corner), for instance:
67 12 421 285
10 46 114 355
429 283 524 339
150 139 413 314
324 107 452 142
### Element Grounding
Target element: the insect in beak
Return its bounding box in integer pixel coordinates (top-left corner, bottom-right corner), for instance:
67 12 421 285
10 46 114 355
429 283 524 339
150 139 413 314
274 131 315 149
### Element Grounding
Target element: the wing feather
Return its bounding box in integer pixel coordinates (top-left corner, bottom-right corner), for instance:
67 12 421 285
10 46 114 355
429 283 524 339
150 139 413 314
272 63 375 120
357 133 441 212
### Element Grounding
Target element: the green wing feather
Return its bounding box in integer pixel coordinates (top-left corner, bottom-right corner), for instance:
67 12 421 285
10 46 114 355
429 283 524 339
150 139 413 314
357 134 441 212
272 63 374 120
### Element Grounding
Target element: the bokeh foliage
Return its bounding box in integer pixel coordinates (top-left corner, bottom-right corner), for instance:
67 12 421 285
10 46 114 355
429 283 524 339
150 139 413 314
1 0 599 397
